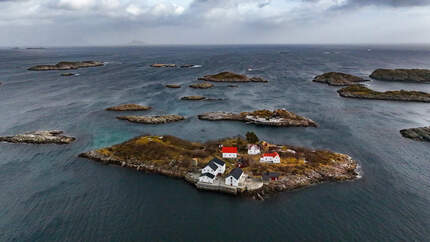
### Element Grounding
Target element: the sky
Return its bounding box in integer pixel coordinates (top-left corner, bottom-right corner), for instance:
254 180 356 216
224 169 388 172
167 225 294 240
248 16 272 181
0 0 430 46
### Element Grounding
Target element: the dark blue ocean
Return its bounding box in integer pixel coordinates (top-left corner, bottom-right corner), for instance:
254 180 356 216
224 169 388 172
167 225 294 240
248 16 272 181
1 45 430 241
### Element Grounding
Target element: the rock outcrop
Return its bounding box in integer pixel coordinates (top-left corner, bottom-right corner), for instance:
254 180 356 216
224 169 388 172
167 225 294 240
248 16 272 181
198 109 317 127
337 84 430 102
400 127 430 142
117 115 184 124
106 104 151 111
189 82 214 89
79 134 359 199
198 72 268 83
166 84 181 88
151 64 176 68
0 130 75 144
370 69 430 82
181 96 207 101
60 73 75 76
313 72 369 86
28 61 104 71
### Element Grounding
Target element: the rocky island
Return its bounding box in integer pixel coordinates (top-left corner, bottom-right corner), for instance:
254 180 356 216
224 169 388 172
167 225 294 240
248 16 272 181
370 69 430 82
313 72 369 86
0 130 75 144
106 104 151 111
28 61 104 71
337 84 430 102
198 72 268 83
151 64 176 68
60 73 76 76
181 96 207 101
189 82 214 89
166 84 181 88
79 134 359 199
400 126 430 142
117 115 184 124
198 109 317 127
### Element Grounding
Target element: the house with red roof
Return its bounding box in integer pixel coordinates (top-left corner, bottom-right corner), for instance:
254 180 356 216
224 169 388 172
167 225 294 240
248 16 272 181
260 152 280 163
222 146 238 158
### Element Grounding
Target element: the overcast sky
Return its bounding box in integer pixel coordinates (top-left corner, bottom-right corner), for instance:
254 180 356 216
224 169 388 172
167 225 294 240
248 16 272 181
1 0 430 46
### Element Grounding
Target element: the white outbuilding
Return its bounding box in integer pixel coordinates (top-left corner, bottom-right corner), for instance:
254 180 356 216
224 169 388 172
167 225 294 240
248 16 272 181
222 147 238 159
260 152 281 163
225 167 244 187
247 144 261 155
199 173 215 183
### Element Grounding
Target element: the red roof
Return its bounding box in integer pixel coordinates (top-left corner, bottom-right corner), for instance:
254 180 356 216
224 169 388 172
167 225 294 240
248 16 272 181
222 147 238 153
263 152 279 157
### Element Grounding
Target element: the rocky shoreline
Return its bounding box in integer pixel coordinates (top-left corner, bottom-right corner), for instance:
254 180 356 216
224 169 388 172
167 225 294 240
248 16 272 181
198 109 317 127
79 135 359 199
106 104 151 111
400 126 430 142
198 72 268 83
28 61 104 71
337 85 430 102
0 130 75 144
117 115 184 124
313 72 369 86
370 69 430 82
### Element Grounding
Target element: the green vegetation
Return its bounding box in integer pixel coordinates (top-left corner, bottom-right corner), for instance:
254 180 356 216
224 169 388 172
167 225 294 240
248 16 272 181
246 131 259 144
338 84 430 102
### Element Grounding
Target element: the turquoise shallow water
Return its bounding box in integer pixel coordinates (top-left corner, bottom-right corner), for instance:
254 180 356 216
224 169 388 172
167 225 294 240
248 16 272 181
0 45 430 241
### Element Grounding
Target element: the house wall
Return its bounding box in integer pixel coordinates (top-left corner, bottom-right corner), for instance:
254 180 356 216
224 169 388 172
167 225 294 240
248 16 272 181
223 153 237 158
201 166 217 175
225 175 242 187
260 157 273 163
273 156 280 163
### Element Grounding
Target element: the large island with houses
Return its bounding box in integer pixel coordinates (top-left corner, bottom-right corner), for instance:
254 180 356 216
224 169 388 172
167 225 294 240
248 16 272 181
79 132 359 199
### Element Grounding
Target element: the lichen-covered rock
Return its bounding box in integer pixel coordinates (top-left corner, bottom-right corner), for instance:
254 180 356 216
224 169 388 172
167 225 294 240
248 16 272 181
106 104 151 111
181 96 207 101
28 61 104 71
117 115 184 124
189 82 214 89
313 72 369 86
337 84 430 102
166 84 181 88
370 69 430 82
198 109 317 127
198 72 268 82
400 126 430 142
0 130 75 144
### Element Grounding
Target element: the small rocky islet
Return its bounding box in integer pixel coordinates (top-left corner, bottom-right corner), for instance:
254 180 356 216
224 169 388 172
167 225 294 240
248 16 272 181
198 109 317 127
337 84 430 102
181 96 207 101
370 68 430 83
79 134 359 198
165 84 181 88
313 72 369 86
150 64 176 68
106 104 151 111
400 126 430 142
28 61 104 71
0 130 75 144
117 115 185 124
189 82 214 89
198 72 268 83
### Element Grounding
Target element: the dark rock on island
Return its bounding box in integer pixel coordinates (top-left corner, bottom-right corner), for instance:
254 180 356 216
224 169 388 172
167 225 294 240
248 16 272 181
370 69 430 83
28 61 104 71
313 72 369 86
337 84 430 102
61 73 75 76
180 64 198 68
400 127 430 142
117 115 184 124
79 134 359 198
151 64 176 68
198 109 317 127
106 104 151 111
166 84 181 88
198 72 268 83
0 130 75 144
189 82 214 89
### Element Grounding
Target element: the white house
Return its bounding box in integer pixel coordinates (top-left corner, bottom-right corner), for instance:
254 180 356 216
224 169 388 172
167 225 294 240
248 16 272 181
199 173 215 183
222 147 238 159
225 167 244 187
260 152 281 163
201 161 219 176
211 158 226 174
247 144 260 155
